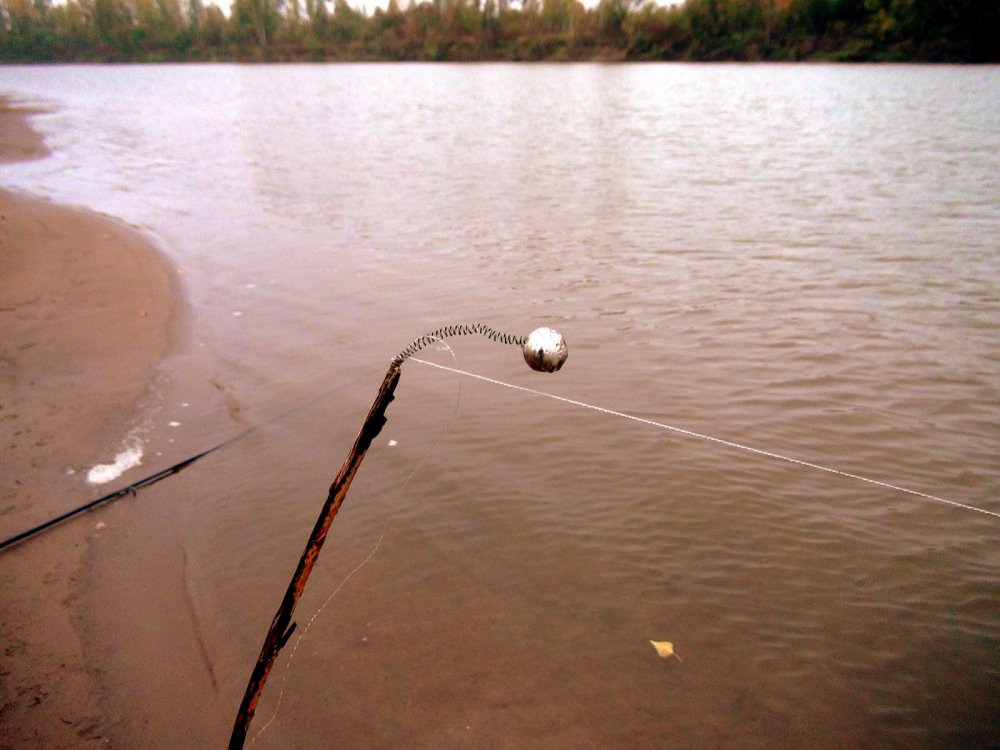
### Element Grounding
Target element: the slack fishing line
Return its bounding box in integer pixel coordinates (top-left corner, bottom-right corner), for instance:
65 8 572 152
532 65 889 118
250 338 466 746
230 322 997 749
229 325 570 749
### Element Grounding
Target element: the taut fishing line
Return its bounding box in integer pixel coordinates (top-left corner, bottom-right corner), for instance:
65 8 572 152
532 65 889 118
251 339 466 746
224 322 988 748
411 358 1000 520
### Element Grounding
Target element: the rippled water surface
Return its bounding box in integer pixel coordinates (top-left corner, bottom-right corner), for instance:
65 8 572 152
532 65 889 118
2 64 999 748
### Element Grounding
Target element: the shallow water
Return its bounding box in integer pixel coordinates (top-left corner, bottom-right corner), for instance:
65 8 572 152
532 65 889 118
2 63 999 748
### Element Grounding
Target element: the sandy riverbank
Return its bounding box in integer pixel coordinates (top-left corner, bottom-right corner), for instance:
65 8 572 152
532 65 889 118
1 96 177 748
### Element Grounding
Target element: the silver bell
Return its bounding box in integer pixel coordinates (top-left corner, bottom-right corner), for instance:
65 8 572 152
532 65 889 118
522 327 568 373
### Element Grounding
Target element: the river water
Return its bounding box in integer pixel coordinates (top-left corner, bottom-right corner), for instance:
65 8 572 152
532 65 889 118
2 64 998 748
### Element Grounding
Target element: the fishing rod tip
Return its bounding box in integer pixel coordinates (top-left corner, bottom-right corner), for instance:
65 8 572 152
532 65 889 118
523 327 568 373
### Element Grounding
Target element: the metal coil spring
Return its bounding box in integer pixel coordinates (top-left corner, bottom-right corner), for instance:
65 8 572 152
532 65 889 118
391 324 526 368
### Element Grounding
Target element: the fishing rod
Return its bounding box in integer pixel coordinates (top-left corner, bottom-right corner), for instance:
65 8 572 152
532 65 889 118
227 324 568 750
0 374 366 554
0 452 205 554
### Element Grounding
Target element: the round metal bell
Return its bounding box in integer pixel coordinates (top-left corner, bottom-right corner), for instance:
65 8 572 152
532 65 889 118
522 327 568 373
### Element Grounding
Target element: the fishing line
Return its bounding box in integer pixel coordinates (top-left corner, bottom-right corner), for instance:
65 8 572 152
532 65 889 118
3 324 539 554
251 339 466 746
411 358 1000 521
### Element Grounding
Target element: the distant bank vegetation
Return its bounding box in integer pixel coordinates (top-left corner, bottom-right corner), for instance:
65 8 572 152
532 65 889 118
1 0 996 62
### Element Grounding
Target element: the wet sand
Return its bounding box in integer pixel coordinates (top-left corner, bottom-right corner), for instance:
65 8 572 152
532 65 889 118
0 96 176 747
0 95 50 164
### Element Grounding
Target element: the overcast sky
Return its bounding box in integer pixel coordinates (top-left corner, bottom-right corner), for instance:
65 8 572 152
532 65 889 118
206 0 679 19
207 0 616 16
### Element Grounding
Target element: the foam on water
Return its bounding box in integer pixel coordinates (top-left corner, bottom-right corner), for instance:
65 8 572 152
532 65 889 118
86 437 144 485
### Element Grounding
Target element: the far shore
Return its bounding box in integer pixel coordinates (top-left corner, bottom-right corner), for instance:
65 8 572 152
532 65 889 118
0 94 178 748
0 0 992 64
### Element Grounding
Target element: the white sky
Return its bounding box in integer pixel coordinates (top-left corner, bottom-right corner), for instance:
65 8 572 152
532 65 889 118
209 0 616 17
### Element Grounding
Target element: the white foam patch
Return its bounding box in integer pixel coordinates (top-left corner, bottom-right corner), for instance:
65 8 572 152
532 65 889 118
86 440 144 485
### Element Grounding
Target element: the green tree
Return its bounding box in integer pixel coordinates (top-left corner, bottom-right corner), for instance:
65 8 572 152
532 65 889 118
541 0 574 32
330 0 362 43
92 0 133 51
306 0 330 41
44 0 85 54
230 0 278 45
201 2 225 44
596 0 631 39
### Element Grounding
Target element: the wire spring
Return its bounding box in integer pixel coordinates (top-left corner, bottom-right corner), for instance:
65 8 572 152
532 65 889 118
391 324 525 368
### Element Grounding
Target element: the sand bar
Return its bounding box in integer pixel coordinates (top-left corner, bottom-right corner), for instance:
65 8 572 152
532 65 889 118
1 96 177 747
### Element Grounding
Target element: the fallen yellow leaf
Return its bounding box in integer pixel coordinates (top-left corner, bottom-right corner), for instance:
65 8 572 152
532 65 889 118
650 640 683 662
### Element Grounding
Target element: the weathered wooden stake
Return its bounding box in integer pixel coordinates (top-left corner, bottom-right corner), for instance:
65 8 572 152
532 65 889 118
227 325 567 748
228 365 401 750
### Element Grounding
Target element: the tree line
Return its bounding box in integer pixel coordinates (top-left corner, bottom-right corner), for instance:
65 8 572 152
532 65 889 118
1 0 996 63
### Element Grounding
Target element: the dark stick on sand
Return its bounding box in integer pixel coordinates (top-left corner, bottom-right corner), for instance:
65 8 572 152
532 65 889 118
228 365 401 749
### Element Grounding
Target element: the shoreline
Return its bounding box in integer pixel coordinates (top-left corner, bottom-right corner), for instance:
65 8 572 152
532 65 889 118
0 95 51 164
0 96 179 747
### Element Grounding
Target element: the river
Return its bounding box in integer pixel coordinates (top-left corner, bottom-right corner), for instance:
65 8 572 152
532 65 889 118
2 63 998 748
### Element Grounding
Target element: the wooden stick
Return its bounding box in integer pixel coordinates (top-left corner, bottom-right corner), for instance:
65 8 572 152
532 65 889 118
228 365 401 749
